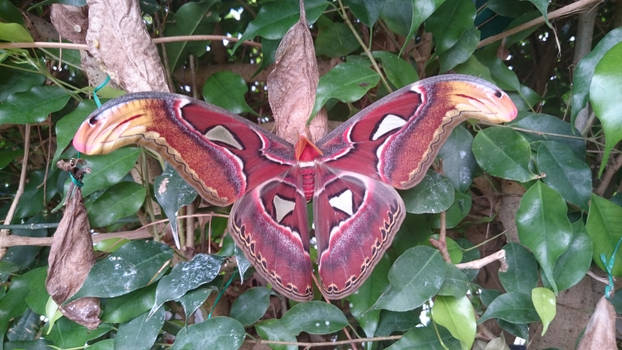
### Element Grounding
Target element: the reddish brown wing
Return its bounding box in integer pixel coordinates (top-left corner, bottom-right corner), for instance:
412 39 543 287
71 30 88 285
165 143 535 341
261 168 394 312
73 92 295 206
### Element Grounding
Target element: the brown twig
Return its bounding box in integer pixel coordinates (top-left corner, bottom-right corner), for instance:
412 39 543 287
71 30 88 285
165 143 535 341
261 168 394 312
455 249 507 271
0 125 32 259
248 335 403 347
596 153 622 196
0 35 261 51
587 270 610 285
429 212 451 263
478 0 603 48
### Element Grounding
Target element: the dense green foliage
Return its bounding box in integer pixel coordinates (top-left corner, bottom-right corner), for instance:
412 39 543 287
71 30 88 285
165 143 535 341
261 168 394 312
1 0 621 348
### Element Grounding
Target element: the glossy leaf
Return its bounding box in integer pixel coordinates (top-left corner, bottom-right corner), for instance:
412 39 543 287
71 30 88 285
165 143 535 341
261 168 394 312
151 254 222 314
171 317 245 350
236 0 328 45
525 0 549 25
571 28 622 121
374 246 447 311
589 42 622 175
432 191 472 229
312 61 380 116
531 287 555 335
437 264 469 298
586 194 622 275
439 28 480 73
373 51 419 89
114 308 164 350
87 182 146 227
479 292 539 324
282 301 348 334
386 325 461 350
438 126 476 193
230 287 271 326
315 17 359 58
511 112 585 155
432 295 476 350
101 285 156 324
426 0 475 54
0 275 29 346
23 267 48 316
0 86 69 125
405 0 445 46
380 0 412 36
178 287 216 319
499 243 538 295
46 318 112 349
154 163 197 247
73 241 172 299
472 127 536 182
401 171 455 214
0 66 44 102
536 141 591 210
343 0 383 26
80 147 140 197
516 181 572 293
256 319 296 350
348 254 390 338
202 71 254 114
164 0 218 70
54 101 97 163
374 310 420 337
548 221 592 291
0 22 32 42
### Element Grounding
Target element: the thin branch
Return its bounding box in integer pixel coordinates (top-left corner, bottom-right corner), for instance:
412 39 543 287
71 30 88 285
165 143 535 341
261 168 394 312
429 212 451 263
596 153 622 196
0 35 261 50
455 249 507 271
0 125 31 259
248 335 403 347
478 0 603 48
587 270 610 285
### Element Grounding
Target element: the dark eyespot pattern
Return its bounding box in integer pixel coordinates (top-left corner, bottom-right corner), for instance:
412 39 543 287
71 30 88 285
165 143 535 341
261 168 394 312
494 90 503 98
88 115 98 126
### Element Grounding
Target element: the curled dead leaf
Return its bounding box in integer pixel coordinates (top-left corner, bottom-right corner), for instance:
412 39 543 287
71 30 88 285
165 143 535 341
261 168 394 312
577 295 616 350
267 0 326 143
60 297 101 330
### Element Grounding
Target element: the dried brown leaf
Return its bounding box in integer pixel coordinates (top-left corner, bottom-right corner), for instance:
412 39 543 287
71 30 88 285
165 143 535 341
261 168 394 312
46 186 94 304
85 0 169 92
267 0 327 143
60 297 101 330
577 295 617 350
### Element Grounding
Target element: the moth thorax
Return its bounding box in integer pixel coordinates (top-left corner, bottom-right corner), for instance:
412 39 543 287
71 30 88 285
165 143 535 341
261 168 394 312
300 166 315 201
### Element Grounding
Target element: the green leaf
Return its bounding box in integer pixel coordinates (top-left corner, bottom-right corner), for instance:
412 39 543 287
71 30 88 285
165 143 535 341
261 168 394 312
0 275 29 347
548 221 592 291
432 295 476 350
315 16 360 58
312 61 380 116
53 101 96 163
154 164 197 247
343 0 383 27
439 28 480 73
386 325 461 350
535 141 591 210
499 243 538 295
256 319 296 350
151 254 222 314
373 51 419 89
87 182 146 227
479 292 539 324
348 254 390 338
0 66 45 101
73 241 172 299
438 125 476 191
516 181 573 293
281 301 348 335
7 309 39 341
380 0 411 36
374 246 447 311
46 318 112 349
171 317 245 350
101 284 156 324
589 41 622 175
525 0 550 25
511 112 585 155
531 287 556 335
202 71 254 114
164 0 218 70
0 86 69 125
87 339 114 350
432 191 472 229
401 171 454 214
0 22 33 42
437 264 469 298
477 46 520 92
23 267 48 316
80 147 140 197
405 0 446 47
374 309 420 337
586 194 622 276
472 127 536 182
453 55 494 82
571 28 622 121
426 0 475 54
178 287 216 320
236 0 328 47
230 287 270 326
0 1 23 24
114 308 165 350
